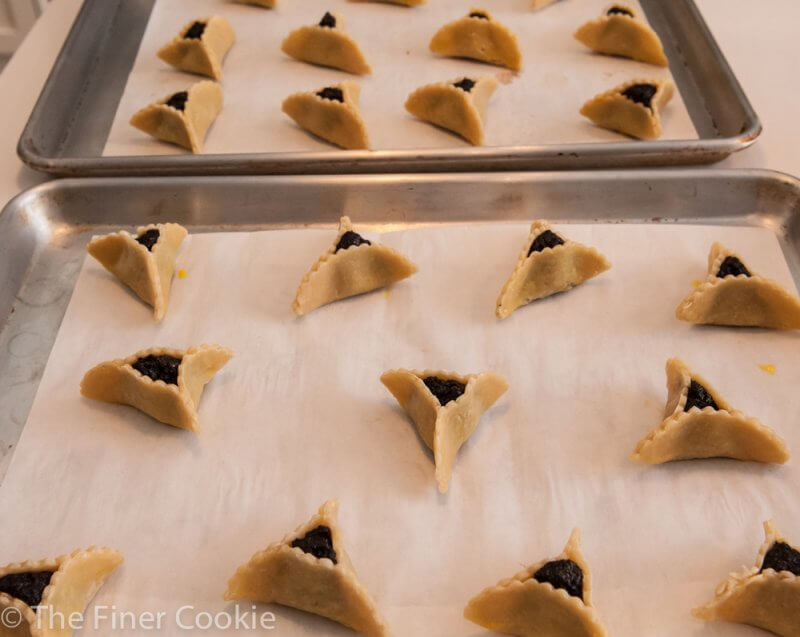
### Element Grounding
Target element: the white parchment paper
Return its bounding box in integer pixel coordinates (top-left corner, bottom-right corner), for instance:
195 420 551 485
103 0 698 156
0 222 799 636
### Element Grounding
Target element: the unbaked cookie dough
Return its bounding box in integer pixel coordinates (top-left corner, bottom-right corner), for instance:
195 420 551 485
676 242 800 329
283 81 370 150
574 4 668 66
225 499 390 637
631 358 789 464
464 529 609 637
292 216 417 315
430 9 522 71
496 221 611 319
380 368 508 492
87 223 187 321
81 344 233 432
581 78 674 139
157 16 235 80
129 80 223 153
281 12 371 75
405 76 498 145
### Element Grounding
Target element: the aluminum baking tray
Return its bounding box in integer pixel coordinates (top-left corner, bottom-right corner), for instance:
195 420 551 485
2 168 799 485
17 0 760 176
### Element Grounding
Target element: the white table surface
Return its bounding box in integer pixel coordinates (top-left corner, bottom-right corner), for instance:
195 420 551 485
0 0 798 471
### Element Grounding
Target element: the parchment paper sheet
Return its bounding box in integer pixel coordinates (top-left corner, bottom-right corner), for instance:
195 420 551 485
103 0 698 156
1 223 798 636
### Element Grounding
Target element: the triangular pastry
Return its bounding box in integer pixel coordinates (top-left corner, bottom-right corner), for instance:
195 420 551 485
495 221 611 319
281 12 372 75
581 78 674 139
405 76 498 145
574 4 667 66
694 520 800 636
631 358 789 464
129 80 222 153
429 9 522 71
380 368 508 492
225 499 389 637
676 242 800 329
80 344 233 432
292 216 417 316
0 547 123 635
464 529 608 637
157 16 235 80
87 223 187 321
282 81 370 150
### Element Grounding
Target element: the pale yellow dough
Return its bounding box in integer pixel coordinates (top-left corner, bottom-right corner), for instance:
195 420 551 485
129 80 222 153
282 81 370 150
0 547 123 637
225 500 389 637
86 223 187 321
631 358 789 464
405 76 498 145
581 78 674 139
157 16 235 80
80 344 233 432
574 4 667 66
464 529 609 637
430 9 522 71
531 0 561 9
676 242 800 329
281 13 371 75
292 216 417 315
694 520 800 637
496 221 611 319
380 368 508 493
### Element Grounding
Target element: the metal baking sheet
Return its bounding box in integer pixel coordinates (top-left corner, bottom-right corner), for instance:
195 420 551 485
17 0 760 176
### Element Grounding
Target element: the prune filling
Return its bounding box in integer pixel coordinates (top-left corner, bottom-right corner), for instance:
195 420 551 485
607 7 634 17
717 256 751 278
684 380 718 411
166 91 189 111
184 21 206 40
453 78 476 93
136 229 160 251
761 542 800 575
469 11 489 19
319 12 336 28
335 230 371 252
423 377 466 406
0 571 55 609
317 87 344 103
131 355 182 385
291 526 337 563
621 83 658 110
527 229 565 256
533 559 584 600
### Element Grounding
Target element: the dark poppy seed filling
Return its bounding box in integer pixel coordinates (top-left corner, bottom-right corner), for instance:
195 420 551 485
335 230 371 252
469 11 489 19
0 571 55 609
621 83 658 110
291 526 337 563
423 377 466 406
607 7 634 17
166 91 189 111
761 542 800 575
319 12 336 28
131 355 182 385
317 87 344 103
184 21 206 40
717 256 751 278
533 559 584 600
136 229 161 251
453 78 476 92
684 380 718 411
528 229 565 256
